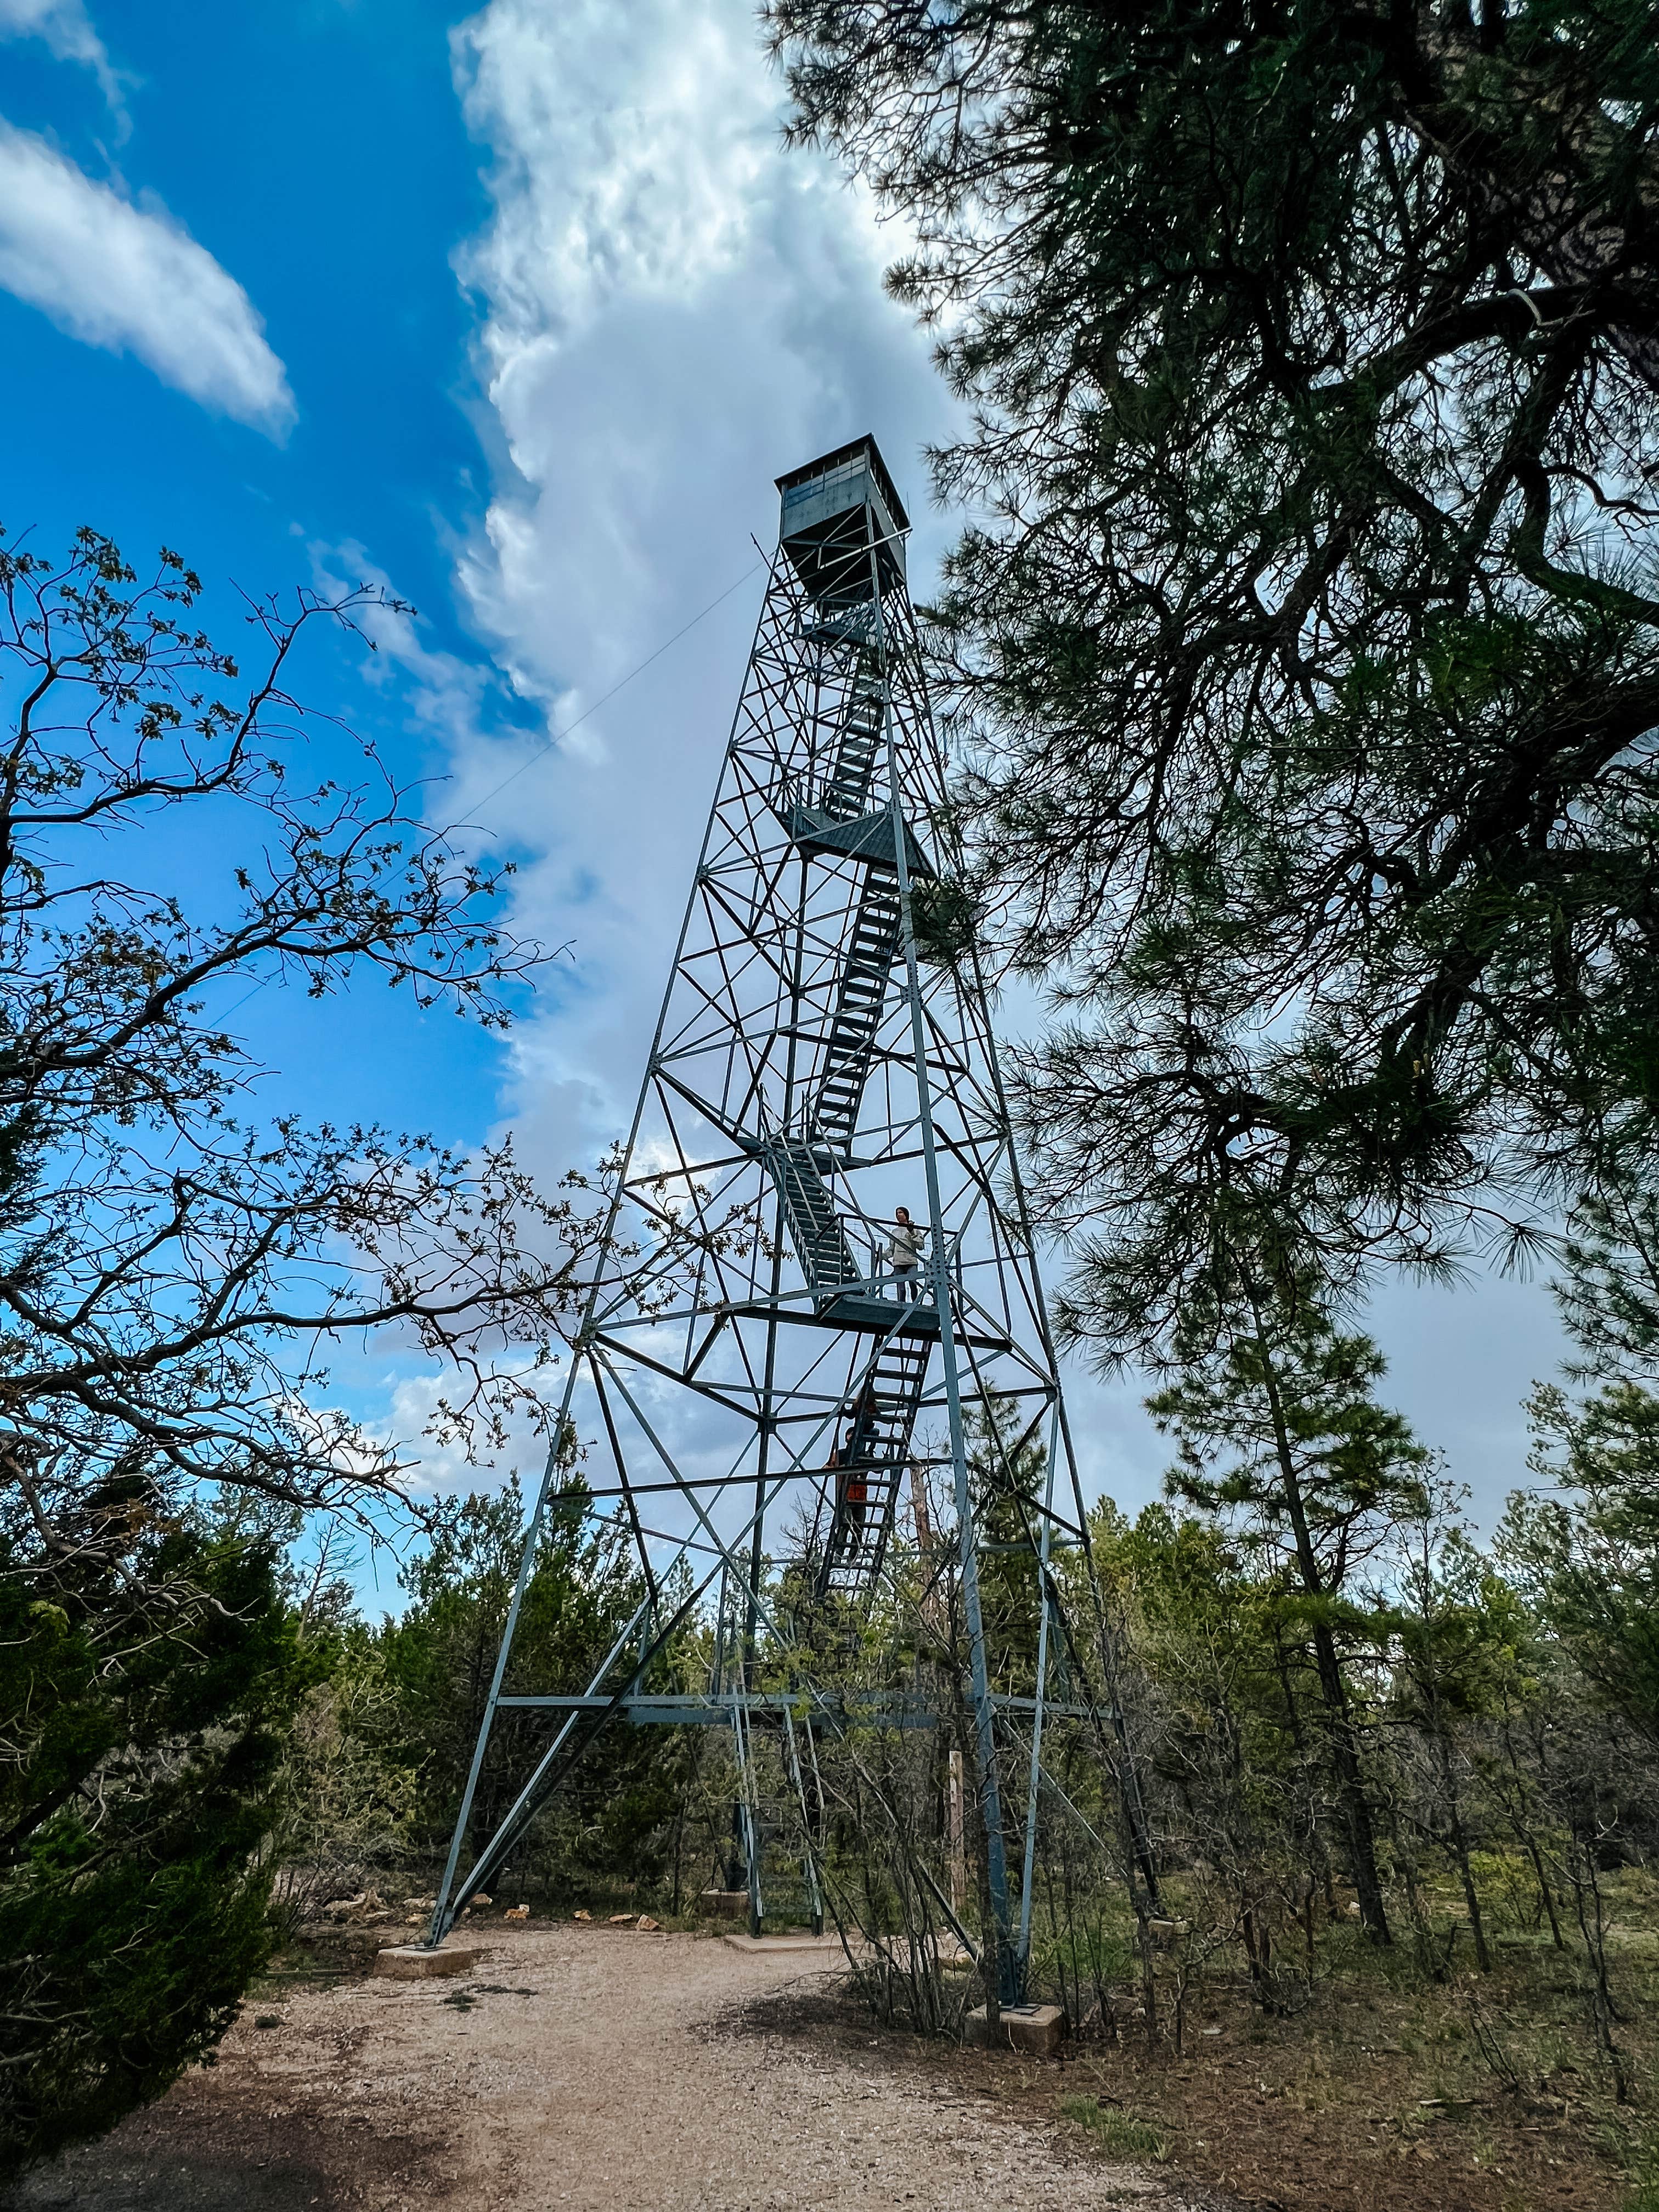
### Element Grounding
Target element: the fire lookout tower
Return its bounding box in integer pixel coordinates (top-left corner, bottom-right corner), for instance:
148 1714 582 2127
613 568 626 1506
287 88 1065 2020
427 438 1148 2000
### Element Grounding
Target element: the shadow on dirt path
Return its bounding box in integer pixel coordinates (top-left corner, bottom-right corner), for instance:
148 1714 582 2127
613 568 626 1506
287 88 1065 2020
2 1926 1211 2212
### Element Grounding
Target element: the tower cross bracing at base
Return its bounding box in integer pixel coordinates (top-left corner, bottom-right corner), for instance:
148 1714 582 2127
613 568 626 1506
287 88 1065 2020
429 436 1136 2000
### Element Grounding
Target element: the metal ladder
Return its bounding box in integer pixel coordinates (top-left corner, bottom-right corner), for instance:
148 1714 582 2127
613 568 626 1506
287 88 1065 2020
819 1333 930 1597
760 1136 859 1299
811 865 903 1154
819 674 884 820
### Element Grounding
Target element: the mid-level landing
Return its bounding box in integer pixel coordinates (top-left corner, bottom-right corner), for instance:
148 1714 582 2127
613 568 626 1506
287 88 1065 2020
715 1291 1012 1353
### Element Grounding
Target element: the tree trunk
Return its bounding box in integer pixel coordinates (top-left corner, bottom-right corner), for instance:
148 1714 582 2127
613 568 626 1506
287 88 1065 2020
1434 1727 1492 1972
1567 1831 1630 2102
1500 1717 1566 1949
1309 1616 1391 1944
1241 1901 1273 2010
1516 1816 1567 1950
1247 1306 1392 1945
1137 1909 1159 2050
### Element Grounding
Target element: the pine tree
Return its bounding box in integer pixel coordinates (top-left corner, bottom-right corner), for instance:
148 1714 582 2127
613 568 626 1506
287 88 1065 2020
1148 1297 1429 1939
768 0 1659 1348
1500 1379 1659 1739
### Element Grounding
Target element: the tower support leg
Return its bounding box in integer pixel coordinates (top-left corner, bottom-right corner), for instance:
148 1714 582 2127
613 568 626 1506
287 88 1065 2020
882 624 1020 2007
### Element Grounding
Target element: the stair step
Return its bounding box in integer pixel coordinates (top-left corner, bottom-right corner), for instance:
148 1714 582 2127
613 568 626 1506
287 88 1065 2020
821 680 889 819
763 1138 859 1295
818 1319 930 1601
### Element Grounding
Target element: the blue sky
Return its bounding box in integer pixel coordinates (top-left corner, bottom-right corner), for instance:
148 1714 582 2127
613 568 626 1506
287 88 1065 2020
0 0 1572 1566
1 2 485 620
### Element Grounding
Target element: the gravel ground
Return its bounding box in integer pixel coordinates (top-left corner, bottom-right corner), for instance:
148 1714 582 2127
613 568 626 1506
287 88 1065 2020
4 1924 1214 2211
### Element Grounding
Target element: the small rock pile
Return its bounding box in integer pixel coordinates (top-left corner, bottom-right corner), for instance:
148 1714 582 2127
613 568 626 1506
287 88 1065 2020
306 1888 397 1934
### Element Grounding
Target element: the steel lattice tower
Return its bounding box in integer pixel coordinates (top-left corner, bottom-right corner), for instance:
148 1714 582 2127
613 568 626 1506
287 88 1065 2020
428 439 1145 2001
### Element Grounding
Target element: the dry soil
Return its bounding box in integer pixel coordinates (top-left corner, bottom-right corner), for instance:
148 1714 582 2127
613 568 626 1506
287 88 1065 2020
3 1925 1212 2212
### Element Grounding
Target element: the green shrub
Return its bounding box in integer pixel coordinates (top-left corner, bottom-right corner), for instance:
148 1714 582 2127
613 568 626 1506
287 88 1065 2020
0 1504 317 2176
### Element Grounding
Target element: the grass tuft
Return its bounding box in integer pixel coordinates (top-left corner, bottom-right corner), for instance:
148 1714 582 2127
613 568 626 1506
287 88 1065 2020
1061 2096 1170 2160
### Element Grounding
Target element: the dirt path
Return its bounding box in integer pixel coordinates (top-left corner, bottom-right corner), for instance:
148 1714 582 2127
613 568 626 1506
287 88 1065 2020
5 1926 1202 2212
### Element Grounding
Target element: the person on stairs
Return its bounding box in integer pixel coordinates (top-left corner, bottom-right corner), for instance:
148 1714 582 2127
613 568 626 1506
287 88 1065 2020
827 1380 876 1557
841 1466 868 1550
831 1384 876 1551
885 1205 927 1302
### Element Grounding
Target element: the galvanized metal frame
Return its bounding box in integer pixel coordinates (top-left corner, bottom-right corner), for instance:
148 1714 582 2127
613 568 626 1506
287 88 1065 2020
428 439 1131 2001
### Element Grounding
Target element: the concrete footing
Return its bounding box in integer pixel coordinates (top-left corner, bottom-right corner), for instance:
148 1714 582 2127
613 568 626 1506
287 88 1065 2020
699 1888 751 1920
721 1931 844 1955
374 1943 479 1980
964 2001 1066 2057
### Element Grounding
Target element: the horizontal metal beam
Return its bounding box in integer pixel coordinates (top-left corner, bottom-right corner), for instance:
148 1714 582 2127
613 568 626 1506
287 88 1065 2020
493 1691 1098 1728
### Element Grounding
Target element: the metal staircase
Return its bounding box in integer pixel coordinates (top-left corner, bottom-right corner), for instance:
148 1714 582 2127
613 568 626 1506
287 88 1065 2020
819 1333 930 1596
755 648 928 1597
811 866 903 1153
820 673 884 820
760 1136 859 1297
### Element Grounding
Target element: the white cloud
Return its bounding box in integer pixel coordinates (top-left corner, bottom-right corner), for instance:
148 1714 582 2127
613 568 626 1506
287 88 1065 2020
0 120 294 433
447 0 943 706
318 0 957 1513
453 0 770 357
442 0 952 1157
406 0 1576 1532
0 0 125 117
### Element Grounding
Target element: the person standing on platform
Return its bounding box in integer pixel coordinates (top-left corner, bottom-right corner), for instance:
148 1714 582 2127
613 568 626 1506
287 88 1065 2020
885 1205 927 1301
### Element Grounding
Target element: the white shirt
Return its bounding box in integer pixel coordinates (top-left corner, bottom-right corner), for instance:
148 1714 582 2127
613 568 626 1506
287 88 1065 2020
885 1220 926 1268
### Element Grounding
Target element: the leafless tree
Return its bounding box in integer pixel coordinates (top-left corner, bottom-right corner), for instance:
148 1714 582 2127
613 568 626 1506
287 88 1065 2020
0 527 610 1570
